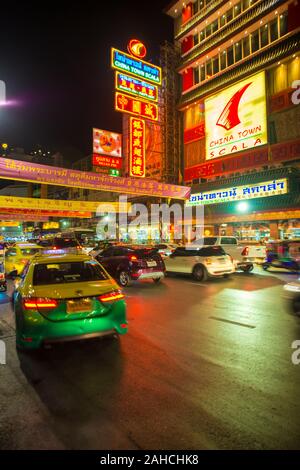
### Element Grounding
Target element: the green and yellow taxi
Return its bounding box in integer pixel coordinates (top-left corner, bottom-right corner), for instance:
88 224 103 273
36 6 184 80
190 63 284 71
13 253 128 350
5 242 43 275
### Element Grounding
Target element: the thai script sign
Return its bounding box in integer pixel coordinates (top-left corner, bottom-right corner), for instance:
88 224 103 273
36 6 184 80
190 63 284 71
0 158 191 200
111 48 161 85
186 178 288 206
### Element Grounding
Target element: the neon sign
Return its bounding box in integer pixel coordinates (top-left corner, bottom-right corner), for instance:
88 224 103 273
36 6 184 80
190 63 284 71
111 48 161 85
92 155 122 169
116 72 158 102
186 179 288 206
115 92 158 121
127 39 147 59
129 117 145 178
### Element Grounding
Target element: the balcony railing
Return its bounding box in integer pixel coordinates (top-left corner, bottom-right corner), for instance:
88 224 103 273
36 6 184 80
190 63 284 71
178 28 300 107
175 0 227 39
178 0 285 70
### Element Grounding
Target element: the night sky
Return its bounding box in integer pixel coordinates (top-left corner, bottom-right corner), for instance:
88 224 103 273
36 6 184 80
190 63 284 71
0 1 173 159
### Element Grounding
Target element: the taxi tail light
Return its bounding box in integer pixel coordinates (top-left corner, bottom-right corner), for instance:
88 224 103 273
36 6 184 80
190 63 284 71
130 255 138 262
20 259 28 265
23 298 58 310
0 273 4 279
98 291 125 303
242 247 249 256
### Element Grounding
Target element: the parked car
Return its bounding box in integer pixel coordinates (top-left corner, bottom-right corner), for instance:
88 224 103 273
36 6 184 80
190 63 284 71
96 245 165 287
195 236 266 272
283 279 300 315
13 252 127 350
5 242 43 276
164 245 235 281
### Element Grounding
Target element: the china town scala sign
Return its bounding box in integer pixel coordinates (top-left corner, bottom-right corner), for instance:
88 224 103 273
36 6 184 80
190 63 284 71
186 178 288 206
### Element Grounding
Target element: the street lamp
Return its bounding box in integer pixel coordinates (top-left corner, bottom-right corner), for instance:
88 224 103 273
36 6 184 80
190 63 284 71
236 201 249 212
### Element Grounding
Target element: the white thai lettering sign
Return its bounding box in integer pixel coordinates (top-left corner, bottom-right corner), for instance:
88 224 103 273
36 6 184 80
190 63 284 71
187 178 288 206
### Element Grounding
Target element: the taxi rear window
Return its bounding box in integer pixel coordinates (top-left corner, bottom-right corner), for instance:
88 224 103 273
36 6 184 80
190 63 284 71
21 248 40 256
33 260 109 285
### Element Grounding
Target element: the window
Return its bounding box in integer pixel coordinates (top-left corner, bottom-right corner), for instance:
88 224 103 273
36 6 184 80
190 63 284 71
200 64 206 81
242 0 251 10
211 19 218 34
20 248 41 256
220 14 226 28
199 246 226 256
279 12 288 36
193 1 199 15
112 247 126 256
270 18 279 42
220 51 227 70
221 237 237 245
234 3 242 17
194 33 199 46
227 46 234 66
235 42 242 62
194 67 200 84
260 24 269 48
243 36 250 57
212 56 219 74
6 249 17 257
206 60 212 78
203 237 218 245
227 7 233 22
33 261 109 286
251 30 259 52
205 24 212 38
199 30 205 42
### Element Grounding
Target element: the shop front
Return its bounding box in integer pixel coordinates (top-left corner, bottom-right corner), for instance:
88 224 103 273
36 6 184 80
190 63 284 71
188 167 300 242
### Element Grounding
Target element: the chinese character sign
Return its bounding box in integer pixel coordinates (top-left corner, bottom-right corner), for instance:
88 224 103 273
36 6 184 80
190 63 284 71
129 117 145 178
116 72 158 102
115 92 158 122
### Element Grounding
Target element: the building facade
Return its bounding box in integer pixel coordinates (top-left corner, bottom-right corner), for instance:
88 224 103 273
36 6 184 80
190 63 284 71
165 0 300 240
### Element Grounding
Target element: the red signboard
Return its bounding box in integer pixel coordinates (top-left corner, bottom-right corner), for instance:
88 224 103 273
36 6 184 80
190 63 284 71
129 117 146 178
92 154 122 169
184 146 269 181
271 139 300 161
115 92 158 122
116 72 158 102
184 122 205 144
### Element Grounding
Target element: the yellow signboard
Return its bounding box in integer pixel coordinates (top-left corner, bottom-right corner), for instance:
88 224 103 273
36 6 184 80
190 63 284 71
205 71 267 160
0 196 131 213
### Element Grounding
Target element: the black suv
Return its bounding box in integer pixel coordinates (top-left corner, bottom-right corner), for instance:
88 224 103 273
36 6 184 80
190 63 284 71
38 237 82 254
96 245 165 287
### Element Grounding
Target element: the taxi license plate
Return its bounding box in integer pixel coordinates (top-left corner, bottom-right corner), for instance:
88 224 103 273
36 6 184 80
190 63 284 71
147 260 157 267
67 298 92 314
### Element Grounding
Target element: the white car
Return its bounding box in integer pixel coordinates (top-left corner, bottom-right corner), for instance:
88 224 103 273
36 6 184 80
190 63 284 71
155 243 178 258
283 280 300 315
164 245 235 282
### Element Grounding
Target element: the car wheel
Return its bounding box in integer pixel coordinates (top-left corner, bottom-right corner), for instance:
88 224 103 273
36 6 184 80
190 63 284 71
192 264 207 282
262 263 269 271
223 274 230 278
292 296 300 316
118 270 131 287
241 264 254 273
153 278 162 284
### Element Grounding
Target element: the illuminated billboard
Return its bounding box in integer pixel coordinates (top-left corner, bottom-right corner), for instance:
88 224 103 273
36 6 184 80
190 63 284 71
115 92 158 121
186 178 288 206
111 48 161 85
116 72 158 102
205 71 267 160
92 154 122 169
129 117 145 177
93 129 122 157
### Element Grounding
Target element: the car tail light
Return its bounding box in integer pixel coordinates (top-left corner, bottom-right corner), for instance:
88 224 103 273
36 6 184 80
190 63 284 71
0 273 4 280
20 259 28 265
98 291 125 303
242 247 249 256
23 298 58 310
130 255 138 261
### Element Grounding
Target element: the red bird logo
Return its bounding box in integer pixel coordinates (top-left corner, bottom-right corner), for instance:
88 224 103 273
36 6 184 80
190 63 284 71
216 82 252 131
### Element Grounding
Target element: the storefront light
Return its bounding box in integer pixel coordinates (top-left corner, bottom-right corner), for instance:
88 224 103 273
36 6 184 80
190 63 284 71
237 201 249 213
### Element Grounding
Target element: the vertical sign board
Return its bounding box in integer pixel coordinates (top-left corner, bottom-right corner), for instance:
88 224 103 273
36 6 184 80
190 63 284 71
129 117 145 177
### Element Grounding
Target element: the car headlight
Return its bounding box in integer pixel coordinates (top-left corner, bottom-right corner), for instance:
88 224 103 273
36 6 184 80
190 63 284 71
284 284 300 292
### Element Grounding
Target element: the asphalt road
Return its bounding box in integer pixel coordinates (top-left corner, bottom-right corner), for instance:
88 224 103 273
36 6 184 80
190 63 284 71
0 267 299 450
